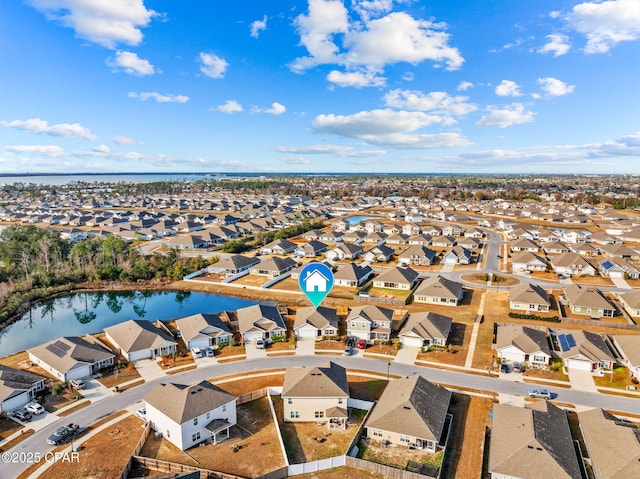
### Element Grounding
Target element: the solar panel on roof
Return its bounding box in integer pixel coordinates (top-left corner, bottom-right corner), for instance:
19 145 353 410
45 343 67 358
566 334 576 349
558 334 570 352
54 340 71 352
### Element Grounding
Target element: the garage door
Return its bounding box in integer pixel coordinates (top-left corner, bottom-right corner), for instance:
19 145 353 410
566 358 592 371
499 350 525 363
401 336 424 348
244 332 262 343
350 331 369 341
296 326 317 338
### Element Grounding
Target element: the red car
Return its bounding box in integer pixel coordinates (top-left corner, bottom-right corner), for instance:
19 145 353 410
356 339 367 349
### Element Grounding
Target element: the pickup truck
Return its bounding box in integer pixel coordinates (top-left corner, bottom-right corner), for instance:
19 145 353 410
47 423 80 445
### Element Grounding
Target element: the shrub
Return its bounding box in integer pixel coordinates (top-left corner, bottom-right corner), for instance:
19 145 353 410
508 312 560 322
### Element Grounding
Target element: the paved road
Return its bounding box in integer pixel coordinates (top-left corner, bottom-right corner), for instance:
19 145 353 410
5 355 640 478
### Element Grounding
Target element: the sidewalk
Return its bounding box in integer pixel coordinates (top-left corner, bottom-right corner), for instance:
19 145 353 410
464 292 487 369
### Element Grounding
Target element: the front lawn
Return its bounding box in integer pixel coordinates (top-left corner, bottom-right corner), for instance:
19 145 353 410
594 367 636 389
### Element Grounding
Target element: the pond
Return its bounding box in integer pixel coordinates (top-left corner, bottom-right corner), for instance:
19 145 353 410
0 290 258 357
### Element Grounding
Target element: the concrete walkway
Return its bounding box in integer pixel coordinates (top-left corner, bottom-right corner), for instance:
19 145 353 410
440 262 455 273
464 292 487 369
295 337 316 356
611 275 631 289
393 345 420 364
568 369 598 393
498 392 526 407
245 344 268 360
133 358 166 381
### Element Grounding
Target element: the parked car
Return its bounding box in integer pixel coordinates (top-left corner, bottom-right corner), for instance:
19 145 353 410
346 337 357 348
191 347 203 358
256 338 266 349
70 379 85 390
47 423 79 445
12 409 32 422
25 402 45 415
205 347 215 357
343 346 352 356
512 363 523 373
528 388 552 399
136 407 147 419
500 363 510 373
356 339 367 350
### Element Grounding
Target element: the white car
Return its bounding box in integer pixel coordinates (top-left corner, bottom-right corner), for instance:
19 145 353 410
136 407 147 419
70 379 85 390
25 402 45 415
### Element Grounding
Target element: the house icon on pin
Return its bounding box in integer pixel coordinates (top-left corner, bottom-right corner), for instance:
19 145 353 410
304 269 329 293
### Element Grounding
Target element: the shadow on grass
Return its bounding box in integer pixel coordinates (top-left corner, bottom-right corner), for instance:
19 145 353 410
440 393 470 479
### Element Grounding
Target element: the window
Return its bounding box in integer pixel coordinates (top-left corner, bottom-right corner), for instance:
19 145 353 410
290 411 299 419
371 429 383 438
533 355 546 363
193 418 198 426
400 435 411 444
338 398 343 405
315 411 324 419
192 432 200 443
287 397 293 405
222 404 226 412
206 412 210 420
166 430 170 438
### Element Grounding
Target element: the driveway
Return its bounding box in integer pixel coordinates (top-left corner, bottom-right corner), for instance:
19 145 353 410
295 337 316 356
568 369 598 393
133 358 166 381
245 343 268 359
611 275 630 289
394 345 419 365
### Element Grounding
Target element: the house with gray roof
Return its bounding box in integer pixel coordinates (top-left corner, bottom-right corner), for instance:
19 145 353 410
365 375 451 453
398 312 452 348
489 401 582 479
443 245 472 264
249 256 297 279
294 240 329 257
346 305 394 342
555 329 615 372
143 380 237 450
325 243 363 261
373 266 420 290
363 244 395 263
236 304 286 343
105 319 177 362
207 254 259 275
509 283 551 312
0 365 46 413
495 324 552 367
293 306 339 339
578 408 640 479
261 238 297 255
28 336 115 382
282 362 349 428
333 262 373 287
175 313 232 350
564 284 616 318
398 244 436 266
414 275 464 306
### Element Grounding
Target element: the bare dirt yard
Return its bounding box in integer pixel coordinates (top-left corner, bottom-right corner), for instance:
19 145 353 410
294 465 388 479
416 321 470 367
410 288 482 323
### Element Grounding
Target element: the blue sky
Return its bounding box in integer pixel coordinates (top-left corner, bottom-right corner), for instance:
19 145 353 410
1 0 639 174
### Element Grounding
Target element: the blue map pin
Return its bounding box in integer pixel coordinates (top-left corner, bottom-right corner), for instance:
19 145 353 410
298 262 334 308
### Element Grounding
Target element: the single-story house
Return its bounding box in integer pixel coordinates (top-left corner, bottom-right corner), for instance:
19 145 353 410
249 256 297 278
207 254 260 275
175 313 232 350
294 240 329 257
363 244 395 263
293 306 339 339
236 304 287 343
333 263 373 287
325 243 363 261
0 365 46 413
510 238 541 252
365 375 451 453
617 291 640 318
550 252 596 276
564 284 616 318
413 275 464 306
28 336 115 382
509 283 551 312
443 245 472 264
495 324 552 367
398 312 453 348
373 266 420 290
511 252 548 272
105 319 177 362
261 238 297 255
556 329 615 372
611 335 640 379
398 245 437 267
144 380 237 450
282 362 349 428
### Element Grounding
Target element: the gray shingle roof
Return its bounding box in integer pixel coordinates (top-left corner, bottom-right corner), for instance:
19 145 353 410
293 306 339 331
399 312 452 342
28 336 114 374
282 361 349 398
236 304 286 334
105 319 177 354
414 275 463 299
175 313 232 345
0 365 45 402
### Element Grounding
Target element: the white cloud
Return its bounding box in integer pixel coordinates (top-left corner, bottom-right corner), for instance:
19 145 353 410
275 144 385 157
495 80 522 97
290 0 463 83
92 144 110 153
0 117 96 140
457 81 473 91
107 51 155 76
327 70 386 87
254 102 286 115
282 157 310 165
5 145 65 157
538 33 571 56
250 15 268 38
128 91 189 103
476 103 536 128
359 132 471 149
537 77 575 96
198 52 229 79
566 0 640 53
27 0 157 48
216 100 243 113
383 89 477 116
112 135 138 145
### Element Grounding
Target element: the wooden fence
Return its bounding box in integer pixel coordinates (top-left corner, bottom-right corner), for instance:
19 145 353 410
561 317 640 330
345 457 439 479
118 421 151 479
237 387 267 405
355 295 407 306
131 456 249 479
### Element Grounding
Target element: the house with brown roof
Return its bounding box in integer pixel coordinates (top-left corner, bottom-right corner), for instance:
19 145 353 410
175 313 232 350
398 244 436 266
495 324 552 367
617 291 640 318
611 335 640 379
365 376 451 453
346 305 394 342
564 284 616 318
143 380 237 450
511 252 548 273
236 304 287 344
282 362 349 428
293 306 339 339
489 402 582 479
105 319 177 362
443 245 472 264
578 408 640 479
509 283 551 312
398 312 453 348
556 329 615 372
413 275 464 306
550 252 596 276
373 266 420 290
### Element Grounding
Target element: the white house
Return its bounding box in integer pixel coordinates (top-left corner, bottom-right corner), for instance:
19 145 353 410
104 319 177 362
175 313 232 350
144 380 237 450
293 306 339 339
0 365 46 413
495 324 552 367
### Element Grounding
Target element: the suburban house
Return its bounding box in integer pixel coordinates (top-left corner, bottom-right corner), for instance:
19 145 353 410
550 252 596 276
510 238 541 252
293 306 339 339
542 241 571 254
236 304 287 343
495 324 552 367
431 235 456 248
294 240 329 257
443 245 472 264
28 336 115 382
556 329 615 372
408 233 433 246
372 266 420 290
398 312 453 348
0 365 46 413
249 256 297 278
578 408 640 478
104 319 177 362
365 375 451 453
413 275 465 306
509 283 551 312
564 284 616 318
617 291 640 318
598 259 640 279
510 252 548 272
363 244 395 263
207 254 260 275
143 380 237 450
261 238 297 255
346 305 394 342
489 402 582 479
333 262 373 287
398 245 436 266
282 362 349 428
175 313 233 350
611 335 640 379
325 243 363 261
